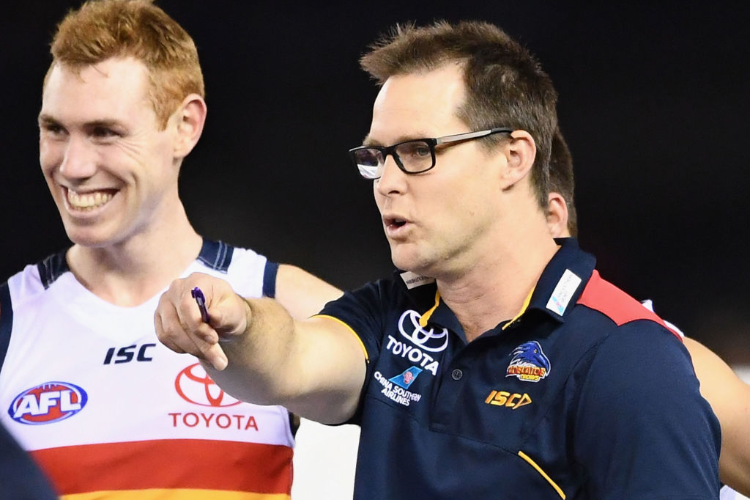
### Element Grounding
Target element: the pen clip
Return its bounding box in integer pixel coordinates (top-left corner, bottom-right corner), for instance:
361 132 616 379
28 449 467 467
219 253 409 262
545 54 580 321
190 286 210 323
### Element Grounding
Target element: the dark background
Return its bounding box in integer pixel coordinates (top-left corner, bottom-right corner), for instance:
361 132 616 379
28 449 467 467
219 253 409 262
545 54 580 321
1 1 747 362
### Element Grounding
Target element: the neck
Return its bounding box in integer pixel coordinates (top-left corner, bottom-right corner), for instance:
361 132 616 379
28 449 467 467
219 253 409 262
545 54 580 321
436 210 558 342
66 202 202 307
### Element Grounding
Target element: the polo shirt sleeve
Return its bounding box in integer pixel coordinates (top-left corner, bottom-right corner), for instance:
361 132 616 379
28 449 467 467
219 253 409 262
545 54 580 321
317 280 389 422
573 322 721 499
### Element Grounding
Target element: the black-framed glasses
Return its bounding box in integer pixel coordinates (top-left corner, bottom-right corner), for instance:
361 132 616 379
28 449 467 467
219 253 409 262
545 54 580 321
349 127 513 180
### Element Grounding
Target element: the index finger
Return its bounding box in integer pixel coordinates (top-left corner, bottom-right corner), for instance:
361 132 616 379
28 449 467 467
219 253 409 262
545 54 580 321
154 285 229 370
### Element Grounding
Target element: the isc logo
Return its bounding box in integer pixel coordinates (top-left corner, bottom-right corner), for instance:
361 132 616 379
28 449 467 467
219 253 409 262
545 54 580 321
8 382 88 425
103 343 156 365
485 390 532 410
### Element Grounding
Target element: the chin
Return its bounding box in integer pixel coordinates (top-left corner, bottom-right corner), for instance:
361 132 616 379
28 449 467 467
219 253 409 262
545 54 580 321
391 250 429 276
66 234 109 248
389 247 410 271
63 225 115 249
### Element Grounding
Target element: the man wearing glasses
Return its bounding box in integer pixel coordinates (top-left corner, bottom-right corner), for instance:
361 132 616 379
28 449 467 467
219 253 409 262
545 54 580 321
156 21 720 499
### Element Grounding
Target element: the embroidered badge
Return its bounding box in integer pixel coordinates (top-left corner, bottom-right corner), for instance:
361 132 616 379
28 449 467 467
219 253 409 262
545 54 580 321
374 371 422 407
506 341 551 382
389 366 423 389
485 390 533 410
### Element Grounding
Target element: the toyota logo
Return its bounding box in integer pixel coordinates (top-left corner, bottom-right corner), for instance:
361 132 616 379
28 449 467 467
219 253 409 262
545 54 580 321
398 310 449 352
175 363 241 407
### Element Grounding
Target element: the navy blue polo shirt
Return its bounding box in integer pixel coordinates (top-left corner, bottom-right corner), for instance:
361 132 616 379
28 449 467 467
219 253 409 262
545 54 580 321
319 238 720 499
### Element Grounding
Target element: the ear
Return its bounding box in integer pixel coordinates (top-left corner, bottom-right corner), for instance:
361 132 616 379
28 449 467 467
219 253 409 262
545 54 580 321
500 129 536 190
172 93 207 160
546 191 570 238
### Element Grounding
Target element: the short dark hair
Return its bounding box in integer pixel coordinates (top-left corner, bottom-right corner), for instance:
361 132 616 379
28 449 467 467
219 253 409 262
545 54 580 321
360 20 558 209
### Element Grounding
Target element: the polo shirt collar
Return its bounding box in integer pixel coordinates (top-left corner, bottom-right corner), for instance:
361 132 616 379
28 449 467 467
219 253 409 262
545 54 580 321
526 237 597 322
394 237 596 336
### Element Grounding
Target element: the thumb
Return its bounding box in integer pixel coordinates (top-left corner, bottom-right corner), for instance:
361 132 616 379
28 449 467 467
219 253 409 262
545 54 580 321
204 342 229 371
207 291 251 340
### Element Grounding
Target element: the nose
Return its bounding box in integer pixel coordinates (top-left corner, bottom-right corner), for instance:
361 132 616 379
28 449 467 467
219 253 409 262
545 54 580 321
58 135 97 180
374 154 407 197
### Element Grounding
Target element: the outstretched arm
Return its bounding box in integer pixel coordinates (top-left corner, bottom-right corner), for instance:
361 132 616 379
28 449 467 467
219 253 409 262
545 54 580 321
155 272 366 424
685 337 750 495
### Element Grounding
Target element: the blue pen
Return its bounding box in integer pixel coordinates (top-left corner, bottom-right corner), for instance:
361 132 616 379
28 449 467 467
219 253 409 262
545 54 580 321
190 287 210 323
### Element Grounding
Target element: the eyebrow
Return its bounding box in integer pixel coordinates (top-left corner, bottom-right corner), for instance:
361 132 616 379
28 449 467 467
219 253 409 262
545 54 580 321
37 114 59 127
83 119 123 130
361 134 379 148
361 131 432 148
38 114 123 130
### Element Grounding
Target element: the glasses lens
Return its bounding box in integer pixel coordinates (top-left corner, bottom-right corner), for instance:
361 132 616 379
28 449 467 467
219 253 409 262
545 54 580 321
394 140 433 173
353 148 382 179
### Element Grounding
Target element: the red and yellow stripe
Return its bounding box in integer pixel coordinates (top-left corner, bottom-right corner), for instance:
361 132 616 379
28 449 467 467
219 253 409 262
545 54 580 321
32 439 292 498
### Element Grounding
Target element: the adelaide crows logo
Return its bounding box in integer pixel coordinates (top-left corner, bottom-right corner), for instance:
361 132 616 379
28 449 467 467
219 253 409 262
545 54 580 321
506 341 551 382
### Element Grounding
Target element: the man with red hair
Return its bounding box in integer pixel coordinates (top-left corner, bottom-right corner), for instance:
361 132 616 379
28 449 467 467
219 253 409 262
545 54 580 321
0 1 340 497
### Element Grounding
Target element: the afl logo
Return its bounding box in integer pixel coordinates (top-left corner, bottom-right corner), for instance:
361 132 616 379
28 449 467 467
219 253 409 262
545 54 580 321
8 382 88 425
175 363 241 408
398 310 449 352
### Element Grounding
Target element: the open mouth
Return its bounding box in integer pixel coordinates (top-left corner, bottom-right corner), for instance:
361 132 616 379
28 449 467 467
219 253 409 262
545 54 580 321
384 217 408 230
66 188 117 211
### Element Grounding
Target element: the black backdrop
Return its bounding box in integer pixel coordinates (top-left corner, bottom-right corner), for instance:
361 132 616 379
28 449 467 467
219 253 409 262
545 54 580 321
1 1 748 361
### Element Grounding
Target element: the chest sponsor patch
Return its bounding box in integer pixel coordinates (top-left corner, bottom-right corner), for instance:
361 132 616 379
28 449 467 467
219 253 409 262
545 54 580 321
175 363 241 407
389 366 422 389
169 363 259 431
384 309 449 376
506 341 551 382
8 381 88 425
398 310 449 352
374 371 422 407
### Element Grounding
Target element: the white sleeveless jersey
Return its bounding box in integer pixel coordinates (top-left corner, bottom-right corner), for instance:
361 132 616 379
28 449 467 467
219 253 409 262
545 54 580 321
642 299 737 500
0 240 294 499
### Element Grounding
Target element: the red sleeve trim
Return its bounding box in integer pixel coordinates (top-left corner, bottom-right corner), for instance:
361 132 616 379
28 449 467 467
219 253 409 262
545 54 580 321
577 271 682 341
